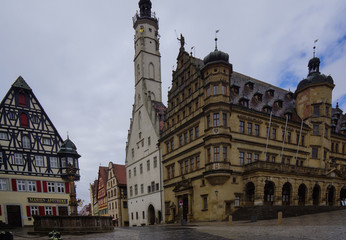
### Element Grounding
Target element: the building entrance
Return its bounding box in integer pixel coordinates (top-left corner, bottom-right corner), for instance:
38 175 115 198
148 205 155 225
264 181 274 205
327 185 335 206
312 184 321 206
6 205 22 227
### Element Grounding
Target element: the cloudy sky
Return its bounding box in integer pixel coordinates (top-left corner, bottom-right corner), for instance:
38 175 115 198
1 0 346 207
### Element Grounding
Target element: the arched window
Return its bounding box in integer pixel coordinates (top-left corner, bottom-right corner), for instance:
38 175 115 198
149 63 155 79
18 93 27 106
22 135 30 148
20 113 29 127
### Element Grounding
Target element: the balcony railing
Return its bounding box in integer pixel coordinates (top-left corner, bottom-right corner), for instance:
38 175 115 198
243 161 325 176
132 12 158 25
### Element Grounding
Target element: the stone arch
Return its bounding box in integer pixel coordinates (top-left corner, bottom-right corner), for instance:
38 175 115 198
148 204 155 225
327 185 335 206
312 183 321 206
149 62 155 79
298 183 307 206
282 182 292 206
245 182 255 206
340 186 346 206
264 180 275 205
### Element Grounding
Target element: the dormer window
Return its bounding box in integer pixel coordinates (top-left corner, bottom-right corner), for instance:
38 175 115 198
254 92 263 102
245 81 254 90
266 88 275 97
231 84 240 94
286 91 293 99
284 109 293 121
239 97 249 108
263 105 272 114
275 99 283 108
331 124 336 133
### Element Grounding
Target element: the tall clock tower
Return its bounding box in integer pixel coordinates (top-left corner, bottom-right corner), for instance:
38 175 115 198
125 0 165 226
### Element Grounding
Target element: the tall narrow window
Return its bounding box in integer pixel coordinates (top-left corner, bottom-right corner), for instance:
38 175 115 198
255 124 260 136
195 126 199 138
313 125 319 135
239 121 244 133
147 160 150 171
246 153 252 164
313 105 319 117
20 113 29 127
22 135 30 148
239 152 244 165
18 93 26 106
207 148 211 162
223 146 227 161
247 123 252 135
223 113 227 126
272 128 277 139
213 113 220 126
214 147 220 162
213 85 219 95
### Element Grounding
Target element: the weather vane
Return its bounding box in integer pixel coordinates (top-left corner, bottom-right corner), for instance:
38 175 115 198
313 39 318 58
215 29 220 50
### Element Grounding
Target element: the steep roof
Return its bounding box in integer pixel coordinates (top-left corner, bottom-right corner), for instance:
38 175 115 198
12 75 32 90
152 101 166 131
230 71 298 120
111 163 127 186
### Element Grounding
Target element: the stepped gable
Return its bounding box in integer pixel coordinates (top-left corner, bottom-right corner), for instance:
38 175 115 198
230 71 297 120
99 166 108 187
111 163 127 186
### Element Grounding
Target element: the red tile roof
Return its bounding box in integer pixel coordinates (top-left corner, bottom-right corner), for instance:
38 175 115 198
111 163 126 186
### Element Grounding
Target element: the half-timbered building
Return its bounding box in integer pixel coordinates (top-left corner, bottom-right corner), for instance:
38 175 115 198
0 76 81 227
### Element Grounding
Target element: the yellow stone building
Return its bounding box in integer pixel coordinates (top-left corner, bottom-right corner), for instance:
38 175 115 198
160 40 346 223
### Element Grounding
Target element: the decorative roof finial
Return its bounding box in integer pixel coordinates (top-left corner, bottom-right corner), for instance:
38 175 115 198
67 131 69 139
215 29 220 51
336 101 339 108
313 39 318 58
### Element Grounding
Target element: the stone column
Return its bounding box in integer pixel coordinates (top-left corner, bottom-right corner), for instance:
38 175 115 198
254 178 264 206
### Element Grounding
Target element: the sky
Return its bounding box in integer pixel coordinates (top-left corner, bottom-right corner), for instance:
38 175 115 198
1 0 346 208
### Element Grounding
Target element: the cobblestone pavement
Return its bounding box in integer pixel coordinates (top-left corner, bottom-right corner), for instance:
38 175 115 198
10 209 346 240
193 209 346 240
